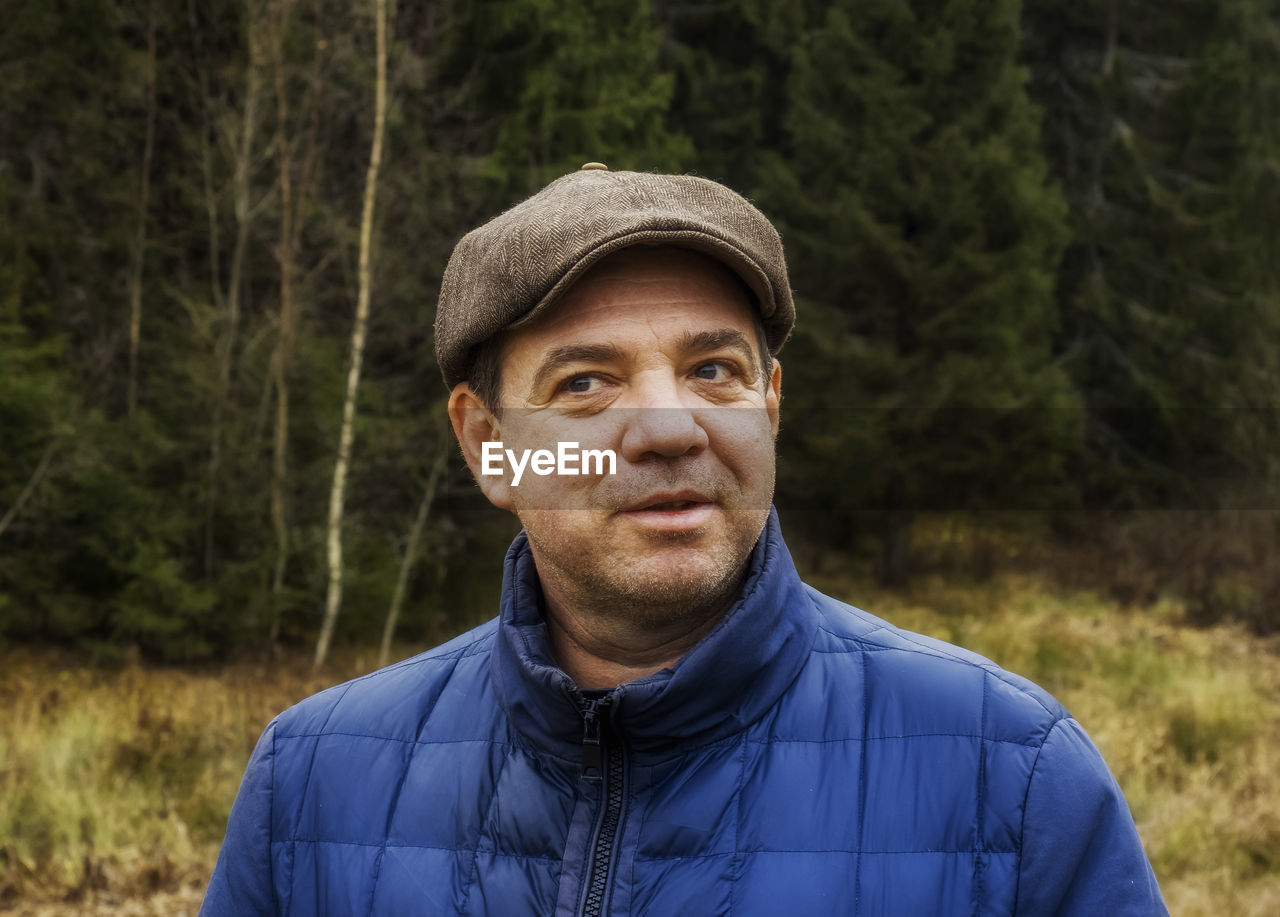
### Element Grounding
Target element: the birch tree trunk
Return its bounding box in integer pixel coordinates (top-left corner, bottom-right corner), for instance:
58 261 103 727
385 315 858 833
378 446 447 669
126 0 157 417
314 0 389 671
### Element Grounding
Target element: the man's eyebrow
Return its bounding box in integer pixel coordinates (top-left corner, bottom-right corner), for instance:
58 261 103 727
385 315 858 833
529 342 626 393
680 329 762 378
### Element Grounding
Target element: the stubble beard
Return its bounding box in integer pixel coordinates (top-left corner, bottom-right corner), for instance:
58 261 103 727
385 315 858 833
522 508 769 633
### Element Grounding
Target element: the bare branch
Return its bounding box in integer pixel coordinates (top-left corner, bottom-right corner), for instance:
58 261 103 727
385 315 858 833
0 439 60 541
378 443 448 669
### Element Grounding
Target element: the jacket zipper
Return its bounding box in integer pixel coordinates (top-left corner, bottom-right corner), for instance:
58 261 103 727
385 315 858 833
578 697 625 917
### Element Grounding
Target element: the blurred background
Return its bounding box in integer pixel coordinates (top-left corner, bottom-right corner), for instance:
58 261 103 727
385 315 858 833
1 0 1277 913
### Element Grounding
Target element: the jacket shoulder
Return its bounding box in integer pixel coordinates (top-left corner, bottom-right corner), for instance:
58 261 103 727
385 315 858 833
273 616 500 744
802 585 1068 746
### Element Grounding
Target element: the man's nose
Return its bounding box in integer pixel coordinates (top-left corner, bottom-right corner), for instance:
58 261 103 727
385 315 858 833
617 374 709 462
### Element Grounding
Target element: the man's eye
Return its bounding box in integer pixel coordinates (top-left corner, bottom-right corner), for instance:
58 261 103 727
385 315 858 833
693 362 730 381
564 375 601 394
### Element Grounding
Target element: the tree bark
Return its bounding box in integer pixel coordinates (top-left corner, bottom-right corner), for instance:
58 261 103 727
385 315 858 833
268 0 297 639
203 18 264 576
880 509 912 588
0 439 59 541
880 471 913 588
314 0 389 671
378 446 447 669
1102 0 1119 80
126 0 158 417
194 0 223 576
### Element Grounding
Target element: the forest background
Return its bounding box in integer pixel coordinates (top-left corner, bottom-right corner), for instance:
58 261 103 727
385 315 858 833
1 0 1279 913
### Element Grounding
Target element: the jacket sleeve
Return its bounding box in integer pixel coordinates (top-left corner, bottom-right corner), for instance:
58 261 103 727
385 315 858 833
200 720 280 916
1015 717 1168 916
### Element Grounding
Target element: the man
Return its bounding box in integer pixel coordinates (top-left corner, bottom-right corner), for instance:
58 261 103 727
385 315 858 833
202 164 1167 915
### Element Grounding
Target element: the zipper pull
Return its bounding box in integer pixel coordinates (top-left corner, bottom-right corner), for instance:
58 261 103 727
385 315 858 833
580 697 608 780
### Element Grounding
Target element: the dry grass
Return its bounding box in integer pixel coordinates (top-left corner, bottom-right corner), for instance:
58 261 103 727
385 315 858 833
2 578 1278 914
0 648 381 914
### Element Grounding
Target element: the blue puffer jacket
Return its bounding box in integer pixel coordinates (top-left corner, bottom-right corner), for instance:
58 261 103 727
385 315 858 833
202 512 1167 915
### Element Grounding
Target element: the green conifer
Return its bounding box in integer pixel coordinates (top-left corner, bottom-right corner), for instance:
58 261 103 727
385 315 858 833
759 0 1079 581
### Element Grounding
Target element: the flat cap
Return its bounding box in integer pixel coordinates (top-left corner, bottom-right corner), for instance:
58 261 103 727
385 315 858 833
434 165 795 389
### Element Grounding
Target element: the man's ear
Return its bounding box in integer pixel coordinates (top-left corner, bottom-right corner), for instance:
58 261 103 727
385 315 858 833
447 383 515 512
766 359 782 440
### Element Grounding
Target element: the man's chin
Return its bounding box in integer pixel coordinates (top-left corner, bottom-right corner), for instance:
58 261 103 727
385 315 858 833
602 548 748 608
520 503 767 617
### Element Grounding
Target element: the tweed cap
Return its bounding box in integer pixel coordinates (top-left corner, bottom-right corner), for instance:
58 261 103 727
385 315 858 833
434 164 795 389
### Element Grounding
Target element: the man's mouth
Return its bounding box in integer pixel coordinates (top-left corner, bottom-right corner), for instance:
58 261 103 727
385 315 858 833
644 500 701 511
617 492 718 534
625 491 713 513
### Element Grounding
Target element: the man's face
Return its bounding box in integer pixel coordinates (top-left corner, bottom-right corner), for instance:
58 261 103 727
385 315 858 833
452 246 782 626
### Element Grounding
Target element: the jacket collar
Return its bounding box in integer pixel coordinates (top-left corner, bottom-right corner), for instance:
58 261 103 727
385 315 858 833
491 508 818 764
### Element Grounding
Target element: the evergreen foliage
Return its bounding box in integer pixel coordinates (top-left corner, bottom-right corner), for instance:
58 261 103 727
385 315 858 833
1 0 1277 655
447 0 690 197
659 0 800 188
757 0 1080 581
1025 0 1280 507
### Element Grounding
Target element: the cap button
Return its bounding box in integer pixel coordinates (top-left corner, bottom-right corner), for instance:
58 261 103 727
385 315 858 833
579 162 609 171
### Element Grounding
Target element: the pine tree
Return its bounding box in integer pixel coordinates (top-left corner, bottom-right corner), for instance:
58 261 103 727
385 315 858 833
444 0 691 200
759 0 1079 582
1024 0 1280 508
657 0 801 188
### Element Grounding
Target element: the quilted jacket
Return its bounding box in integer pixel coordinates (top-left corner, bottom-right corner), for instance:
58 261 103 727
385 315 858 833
201 511 1167 915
